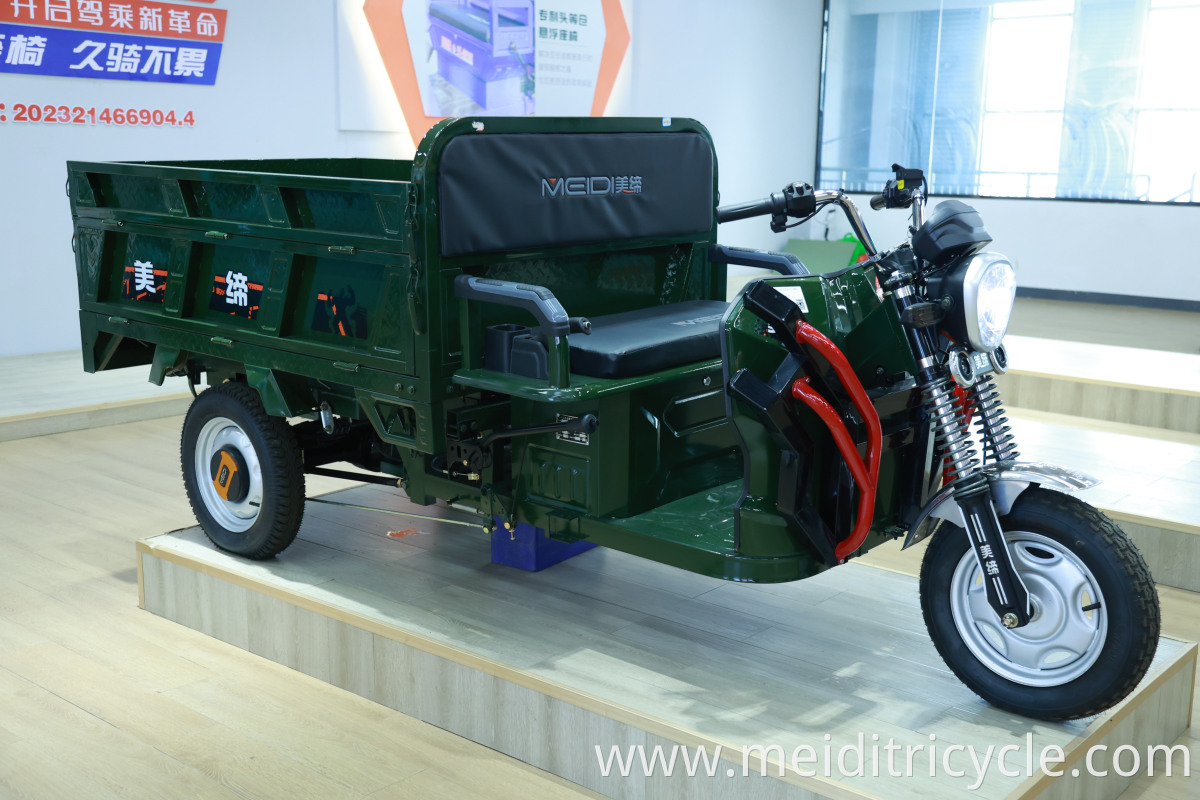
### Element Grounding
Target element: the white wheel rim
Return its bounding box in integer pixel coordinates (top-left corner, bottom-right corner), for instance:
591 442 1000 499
194 416 263 533
949 531 1108 687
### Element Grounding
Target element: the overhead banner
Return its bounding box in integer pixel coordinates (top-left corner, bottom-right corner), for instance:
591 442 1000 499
0 0 226 84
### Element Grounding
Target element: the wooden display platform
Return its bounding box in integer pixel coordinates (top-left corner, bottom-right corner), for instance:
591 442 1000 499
0 350 189 443
1009 410 1200 593
998 335 1200 435
137 486 1195 800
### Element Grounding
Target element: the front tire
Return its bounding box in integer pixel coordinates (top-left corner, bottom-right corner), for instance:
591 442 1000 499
920 487 1159 721
181 382 305 559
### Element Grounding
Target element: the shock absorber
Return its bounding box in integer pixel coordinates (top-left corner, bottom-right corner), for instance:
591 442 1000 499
887 267 983 487
928 370 1032 627
971 377 1020 464
888 262 1030 627
925 376 979 482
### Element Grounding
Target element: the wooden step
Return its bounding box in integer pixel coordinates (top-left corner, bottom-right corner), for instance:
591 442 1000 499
998 336 1200 435
820 409 1200 597
1007 409 1200 592
0 350 190 442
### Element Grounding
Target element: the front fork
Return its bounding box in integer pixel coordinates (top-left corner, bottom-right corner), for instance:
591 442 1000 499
927 373 1032 627
894 281 1033 628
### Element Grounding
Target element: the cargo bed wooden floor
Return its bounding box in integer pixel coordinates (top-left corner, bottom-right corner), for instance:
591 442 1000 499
138 482 1195 800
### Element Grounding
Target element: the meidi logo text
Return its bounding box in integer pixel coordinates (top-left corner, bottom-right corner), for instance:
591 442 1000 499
541 176 642 197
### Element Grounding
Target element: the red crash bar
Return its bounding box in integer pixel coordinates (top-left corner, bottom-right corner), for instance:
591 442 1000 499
790 322 883 563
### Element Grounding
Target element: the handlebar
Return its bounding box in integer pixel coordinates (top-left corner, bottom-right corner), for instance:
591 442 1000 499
717 187 879 257
716 182 816 232
718 165 930 259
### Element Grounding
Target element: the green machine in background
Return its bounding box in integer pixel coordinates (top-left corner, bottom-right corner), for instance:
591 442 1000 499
69 116 1159 723
783 233 868 273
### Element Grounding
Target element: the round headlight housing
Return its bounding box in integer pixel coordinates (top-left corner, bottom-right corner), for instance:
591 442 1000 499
971 256 1017 350
940 252 1016 352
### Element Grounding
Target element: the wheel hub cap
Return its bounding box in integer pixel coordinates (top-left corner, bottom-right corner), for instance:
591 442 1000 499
194 416 264 533
950 531 1108 687
210 448 249 503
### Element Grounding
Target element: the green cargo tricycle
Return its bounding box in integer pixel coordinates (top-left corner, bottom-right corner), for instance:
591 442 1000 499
69 116 1159 721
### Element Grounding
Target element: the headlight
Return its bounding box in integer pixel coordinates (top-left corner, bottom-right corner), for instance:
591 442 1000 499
934 252 1016 352
968 254 1017 350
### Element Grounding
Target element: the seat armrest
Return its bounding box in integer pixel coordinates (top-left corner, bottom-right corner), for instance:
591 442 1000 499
708 244 810 276
454 275 571 341
454 274 572 388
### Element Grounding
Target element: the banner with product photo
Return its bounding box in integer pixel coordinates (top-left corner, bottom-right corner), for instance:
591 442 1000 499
336 0 631 145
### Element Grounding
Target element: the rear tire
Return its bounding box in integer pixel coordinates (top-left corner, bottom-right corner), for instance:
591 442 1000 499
181 382 305 559
920 488 1159 721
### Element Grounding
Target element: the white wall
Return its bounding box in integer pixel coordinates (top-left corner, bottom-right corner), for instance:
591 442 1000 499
0 1 415 359
2 0 1193 361
618 0 826 252
821 195 1200 304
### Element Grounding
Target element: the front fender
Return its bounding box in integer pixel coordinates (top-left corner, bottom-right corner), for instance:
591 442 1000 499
900 461 1099 550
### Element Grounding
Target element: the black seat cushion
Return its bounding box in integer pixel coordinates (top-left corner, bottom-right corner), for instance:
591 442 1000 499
569 300 729 379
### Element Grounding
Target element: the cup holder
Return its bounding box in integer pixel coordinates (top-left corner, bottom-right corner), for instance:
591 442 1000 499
484 323 533 373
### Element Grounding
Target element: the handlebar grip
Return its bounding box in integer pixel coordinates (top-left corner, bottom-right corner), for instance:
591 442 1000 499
716 197 774 224
870 194 888 211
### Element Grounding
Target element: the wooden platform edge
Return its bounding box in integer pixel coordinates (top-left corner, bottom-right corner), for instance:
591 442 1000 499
134 537 879 800
1002 367 1200 399
0 394 192 443
1102 515 1200 594
1101 508 1200 539
136 535 1196 800
1004 643 1196 800
1007 408 1200 449
1001 335 1200 398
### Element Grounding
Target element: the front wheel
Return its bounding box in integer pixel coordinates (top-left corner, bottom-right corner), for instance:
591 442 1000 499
920 488 1159 721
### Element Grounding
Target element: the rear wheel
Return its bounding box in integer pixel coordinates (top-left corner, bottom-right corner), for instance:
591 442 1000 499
920 488 1159 721
181 382 305 559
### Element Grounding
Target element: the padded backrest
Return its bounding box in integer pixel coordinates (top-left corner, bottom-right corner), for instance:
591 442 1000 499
437 131 715 258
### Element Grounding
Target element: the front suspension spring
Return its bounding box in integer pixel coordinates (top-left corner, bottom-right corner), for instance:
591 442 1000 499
925 376 979 482
971 377 1020 463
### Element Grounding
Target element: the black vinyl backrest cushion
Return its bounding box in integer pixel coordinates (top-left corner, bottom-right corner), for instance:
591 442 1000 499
438 132 715 257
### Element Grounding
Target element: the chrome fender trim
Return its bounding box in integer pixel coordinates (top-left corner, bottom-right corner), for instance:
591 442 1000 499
900 461 1099 550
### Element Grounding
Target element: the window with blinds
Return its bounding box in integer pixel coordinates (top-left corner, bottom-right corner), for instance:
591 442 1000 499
818 0 1200 203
